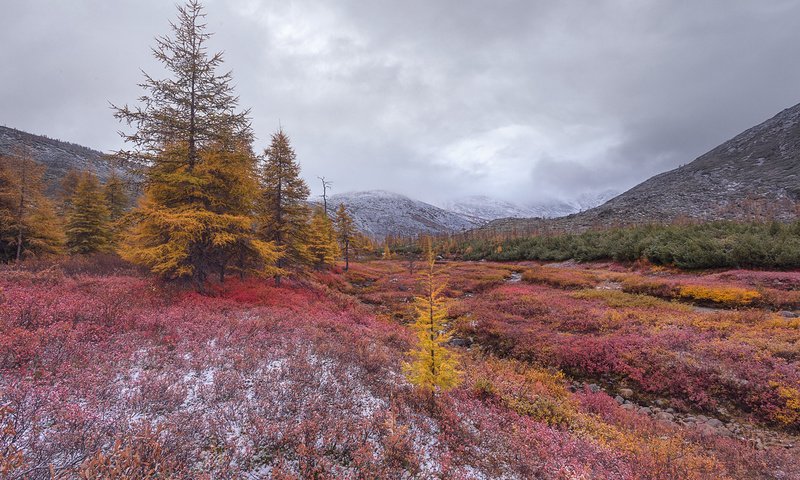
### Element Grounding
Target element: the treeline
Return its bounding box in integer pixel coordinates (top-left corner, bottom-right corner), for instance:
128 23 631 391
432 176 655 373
0 1 370 289
455 221 800 269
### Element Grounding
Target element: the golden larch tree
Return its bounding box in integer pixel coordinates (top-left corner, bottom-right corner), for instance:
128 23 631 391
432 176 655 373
307 206 339 269
403 241 461 395
113 1 278 288
0 152 62 262
65 172 114 254
334 202 356 271
258 128 313 284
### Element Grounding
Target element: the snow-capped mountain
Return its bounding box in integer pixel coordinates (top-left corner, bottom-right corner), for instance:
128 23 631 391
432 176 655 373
324 190 478 239
439 196 539 223
441 191 620 223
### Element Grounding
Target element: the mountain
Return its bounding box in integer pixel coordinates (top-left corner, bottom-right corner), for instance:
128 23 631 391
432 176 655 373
439 196 539 223
324 190 478 239
440 191 619 224
0 126 115 192
485 103 800 233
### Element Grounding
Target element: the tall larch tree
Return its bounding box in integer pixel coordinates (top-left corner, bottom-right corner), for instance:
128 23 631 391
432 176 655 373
307 206 339 269
334 203 356 271
0 152 62 262
103 171 129 222
259 129 312 283
403 240 461 398
113 0 278 288
58 169 82 216
65 172 113 254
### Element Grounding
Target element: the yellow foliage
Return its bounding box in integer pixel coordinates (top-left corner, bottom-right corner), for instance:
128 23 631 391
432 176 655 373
769 382 800 425
678 285 761 306
403 241 461 393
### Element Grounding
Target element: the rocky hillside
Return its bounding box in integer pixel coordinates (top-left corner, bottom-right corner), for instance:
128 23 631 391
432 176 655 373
324 190 478 239
486 102 800 233
0 126 116 192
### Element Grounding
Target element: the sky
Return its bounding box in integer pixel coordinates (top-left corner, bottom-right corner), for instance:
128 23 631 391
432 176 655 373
2 0 800 205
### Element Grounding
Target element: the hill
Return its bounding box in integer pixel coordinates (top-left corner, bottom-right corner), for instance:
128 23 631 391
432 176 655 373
485 103 800 234
324 190 478 239
0 126 115 192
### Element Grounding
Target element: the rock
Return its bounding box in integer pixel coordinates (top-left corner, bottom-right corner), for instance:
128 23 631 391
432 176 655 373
639 407 652 415
588 383 601 393
448 337 472 347
716 427 734 437
665 408 675 413
621 403 636 411
618 388 634 399
779 310 798 318
655 398 669 407
655 412 675 422
615 395 625 405
706 418 724 428
684 416 697 423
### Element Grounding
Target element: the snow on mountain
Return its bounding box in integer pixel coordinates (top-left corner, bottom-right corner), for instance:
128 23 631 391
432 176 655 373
324 190 478 239
439 195 538 223
441 191 621 223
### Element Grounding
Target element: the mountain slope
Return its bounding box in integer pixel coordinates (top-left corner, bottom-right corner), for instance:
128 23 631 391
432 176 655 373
486 103 800 233
0 126 114 191
325 190 478 238
441 191 620 223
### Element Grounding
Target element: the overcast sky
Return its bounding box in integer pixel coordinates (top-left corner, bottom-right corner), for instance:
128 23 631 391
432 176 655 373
2 0 800 204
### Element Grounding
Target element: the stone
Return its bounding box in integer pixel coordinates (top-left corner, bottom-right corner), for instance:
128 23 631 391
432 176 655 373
614 395 625 405
588 383 601 393
706 418 724 428
655 411 674 422
779 310 798 318
639 407 652 415
618 388 634 399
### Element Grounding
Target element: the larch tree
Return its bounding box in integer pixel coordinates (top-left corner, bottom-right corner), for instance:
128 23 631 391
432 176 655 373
334 203 356 271
307 206 339 269
65 172 113 254
403 240 461 397
113 0 278 288
259 128 312 283
0 152 62 262
58 169 82 216
103 171 129 222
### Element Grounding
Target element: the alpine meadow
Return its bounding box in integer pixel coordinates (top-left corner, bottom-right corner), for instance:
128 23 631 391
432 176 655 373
2 1 800 479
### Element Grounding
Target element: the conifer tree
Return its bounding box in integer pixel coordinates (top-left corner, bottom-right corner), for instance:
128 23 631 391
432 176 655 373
113 0 252 172
334 203 356 271
307 206 339 269
0 152 62 262
113 1 278 288
403 240 461 395
66 172 113 254
104 172 129 222
259 129 312 282
58 169 82 216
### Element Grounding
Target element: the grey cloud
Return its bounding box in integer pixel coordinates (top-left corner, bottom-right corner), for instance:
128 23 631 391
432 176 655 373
2 0 800 204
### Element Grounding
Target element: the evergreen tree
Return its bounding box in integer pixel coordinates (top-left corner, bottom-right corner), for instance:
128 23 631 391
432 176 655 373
334 203 356 271
113 1 278 288
0 152 62 262
112 0 251 173
259 129 312 282
307 206 339 269
104 171 129 222
403 241 461 395
58 169 82 216
66 172 113 254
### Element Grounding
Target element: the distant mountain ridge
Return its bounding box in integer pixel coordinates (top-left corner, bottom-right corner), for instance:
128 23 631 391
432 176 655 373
0 126 116 191
323 190 478 239
485 102 800 233
439 190 618 223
